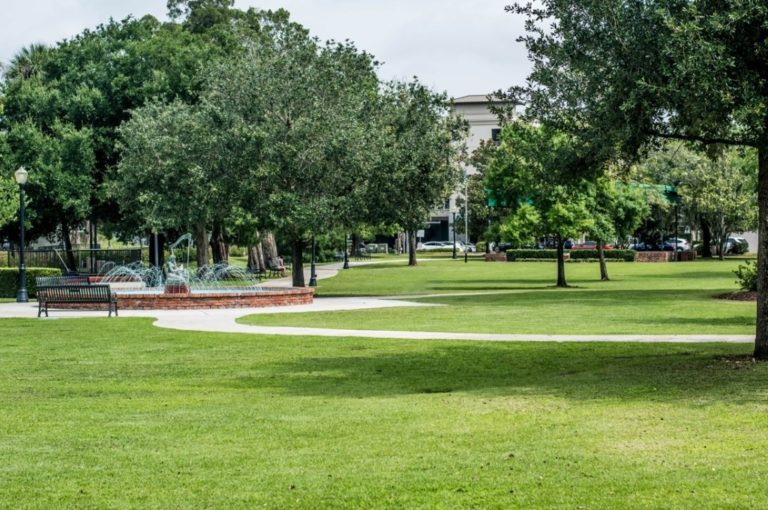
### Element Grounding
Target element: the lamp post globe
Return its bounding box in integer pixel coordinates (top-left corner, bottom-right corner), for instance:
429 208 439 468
15 167 29 303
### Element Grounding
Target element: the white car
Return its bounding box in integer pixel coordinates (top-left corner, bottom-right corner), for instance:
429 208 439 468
418 241 450 251
663 238 690 251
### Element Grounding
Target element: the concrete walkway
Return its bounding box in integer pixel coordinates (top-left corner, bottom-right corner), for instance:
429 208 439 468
0 299 753 343
0 258 753 343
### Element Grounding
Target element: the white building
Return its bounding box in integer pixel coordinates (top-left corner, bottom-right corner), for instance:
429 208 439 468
420 94 514 244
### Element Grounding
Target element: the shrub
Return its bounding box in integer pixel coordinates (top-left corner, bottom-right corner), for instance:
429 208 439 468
734 261 757 291
0 267 62 298
229 245 246 257
506 249 558 261
476 241 486 253
570 249 636 262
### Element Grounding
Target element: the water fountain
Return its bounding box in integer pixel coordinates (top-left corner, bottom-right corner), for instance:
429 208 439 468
82 236 313 310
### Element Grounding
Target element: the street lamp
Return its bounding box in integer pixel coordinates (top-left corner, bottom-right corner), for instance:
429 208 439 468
452 211 457 259
343 234 350 270
464 173 469 264
309 236 318 287
14 167 29 303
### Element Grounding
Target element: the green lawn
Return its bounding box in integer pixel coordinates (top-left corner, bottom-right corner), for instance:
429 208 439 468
1 318 768 508
239 259 755 335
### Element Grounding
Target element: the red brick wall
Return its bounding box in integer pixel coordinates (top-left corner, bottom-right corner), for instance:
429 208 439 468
635 251 675 263
52 288 315 311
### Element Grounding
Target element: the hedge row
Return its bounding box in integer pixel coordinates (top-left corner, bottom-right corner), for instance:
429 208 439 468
506 249 636 262
570 249 636 262
506 249 558 260
0 267 62 298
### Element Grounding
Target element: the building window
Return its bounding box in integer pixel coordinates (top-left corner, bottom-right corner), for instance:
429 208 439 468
444 198 451 209
491 128 501 143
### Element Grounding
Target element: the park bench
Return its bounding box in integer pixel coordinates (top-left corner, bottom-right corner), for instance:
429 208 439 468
37 284 118 318
353 249 371 261
267 261 285 278
36 275 91 287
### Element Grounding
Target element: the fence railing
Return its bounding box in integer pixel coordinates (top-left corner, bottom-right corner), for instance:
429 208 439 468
4 248 143 275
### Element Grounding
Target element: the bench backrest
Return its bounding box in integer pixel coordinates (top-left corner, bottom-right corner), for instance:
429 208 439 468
36 276 90 287
37 284 113 302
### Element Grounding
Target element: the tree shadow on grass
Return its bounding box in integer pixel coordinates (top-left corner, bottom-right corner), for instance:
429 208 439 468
236 341 767 405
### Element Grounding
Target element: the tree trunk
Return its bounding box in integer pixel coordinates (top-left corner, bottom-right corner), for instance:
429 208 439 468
408 230 417 266
352 233 359 257
597 241 609 281
755 145 768 359
210 222 228 264
247 245 263 273
292 238 305 287
701 219 713 258
261 231 278 263
556 235 567 287
195 224 208 269
60 221 77 272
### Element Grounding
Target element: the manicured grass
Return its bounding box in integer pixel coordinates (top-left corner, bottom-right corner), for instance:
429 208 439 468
240 259 755 335
1 317 768 508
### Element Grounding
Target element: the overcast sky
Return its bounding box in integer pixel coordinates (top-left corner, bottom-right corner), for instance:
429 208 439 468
0 0 530 98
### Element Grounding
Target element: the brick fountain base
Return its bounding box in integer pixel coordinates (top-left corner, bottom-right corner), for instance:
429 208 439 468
56 277 315 310
116 287 315 310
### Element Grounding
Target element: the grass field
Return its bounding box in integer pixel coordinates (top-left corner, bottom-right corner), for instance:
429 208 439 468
1 318 768 508
239 259 756 335
1 258 765 508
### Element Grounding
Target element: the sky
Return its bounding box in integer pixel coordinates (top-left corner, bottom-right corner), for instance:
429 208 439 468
0 0 531 98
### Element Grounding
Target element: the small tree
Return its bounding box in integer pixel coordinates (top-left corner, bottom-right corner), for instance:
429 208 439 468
485 121 594 287
370 80 466 266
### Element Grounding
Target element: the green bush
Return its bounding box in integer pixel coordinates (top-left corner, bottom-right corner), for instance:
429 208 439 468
506 249 558 261
229 245 246 257
0 267 62 298
570 249 636 262
734 261 757 291
476 241 486 253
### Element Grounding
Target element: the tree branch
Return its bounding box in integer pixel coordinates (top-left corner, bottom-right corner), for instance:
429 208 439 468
645 129 758 148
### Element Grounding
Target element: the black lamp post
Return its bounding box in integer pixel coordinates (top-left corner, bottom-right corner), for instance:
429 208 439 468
343 234 350 270
309 236 318 287
452 211 457 259
15 167 29 303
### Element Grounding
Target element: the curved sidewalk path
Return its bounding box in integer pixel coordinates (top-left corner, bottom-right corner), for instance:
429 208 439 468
0 260 753 343
0 298 752 344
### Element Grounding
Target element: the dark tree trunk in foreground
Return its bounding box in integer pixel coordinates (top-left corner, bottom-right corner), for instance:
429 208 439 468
291 238 305 287
210 222 228 264
408 230 417 266
247 245 263 272
755 145 768 359
195 224 208 269
556 235 567 287
701 219 713 258
597 241 609 281
61 221 77 272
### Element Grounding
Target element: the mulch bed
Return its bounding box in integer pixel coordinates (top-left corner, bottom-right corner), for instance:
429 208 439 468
717 291 757 301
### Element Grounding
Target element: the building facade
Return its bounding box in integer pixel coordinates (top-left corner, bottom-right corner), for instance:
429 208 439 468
420 95 512 245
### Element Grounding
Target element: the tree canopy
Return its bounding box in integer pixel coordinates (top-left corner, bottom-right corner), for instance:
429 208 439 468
507 0 768 357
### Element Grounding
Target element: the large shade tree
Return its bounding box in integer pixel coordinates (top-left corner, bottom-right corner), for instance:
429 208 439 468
208 17 382 286
507 1 768 357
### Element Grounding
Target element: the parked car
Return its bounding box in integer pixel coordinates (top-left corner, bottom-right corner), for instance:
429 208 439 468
662 238 690 251
417 241 449 251
725 237 749 254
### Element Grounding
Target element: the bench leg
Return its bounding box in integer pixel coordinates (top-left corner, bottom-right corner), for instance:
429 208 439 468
37 301 42 318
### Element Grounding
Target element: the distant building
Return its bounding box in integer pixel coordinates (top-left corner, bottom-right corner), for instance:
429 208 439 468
419 94 515 244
